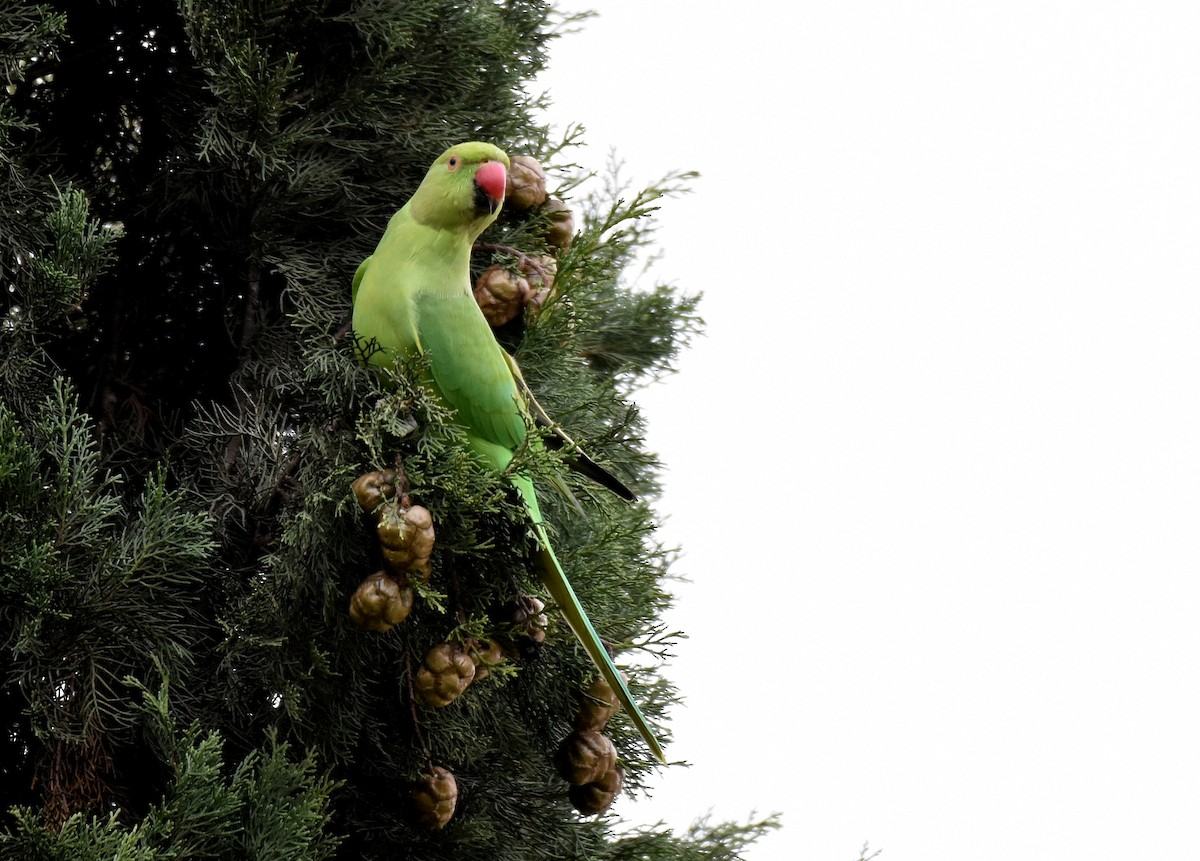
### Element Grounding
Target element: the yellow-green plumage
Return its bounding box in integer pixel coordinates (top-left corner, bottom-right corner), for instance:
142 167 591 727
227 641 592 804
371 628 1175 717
352 142 664 762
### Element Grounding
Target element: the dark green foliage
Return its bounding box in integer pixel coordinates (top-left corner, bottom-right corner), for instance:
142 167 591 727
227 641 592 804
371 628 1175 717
564 164 703 384
1 1 774 859
0 682 337 859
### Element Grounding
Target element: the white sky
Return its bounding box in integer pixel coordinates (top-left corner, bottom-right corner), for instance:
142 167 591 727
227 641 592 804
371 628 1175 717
534 2 1200 860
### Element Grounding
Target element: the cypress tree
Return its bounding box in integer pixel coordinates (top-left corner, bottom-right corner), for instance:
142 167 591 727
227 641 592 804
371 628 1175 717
1 2 776 857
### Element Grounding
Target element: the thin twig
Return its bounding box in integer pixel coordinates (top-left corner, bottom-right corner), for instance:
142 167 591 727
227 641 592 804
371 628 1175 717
405 650 428 757
237 262 261 360
474 243 554 281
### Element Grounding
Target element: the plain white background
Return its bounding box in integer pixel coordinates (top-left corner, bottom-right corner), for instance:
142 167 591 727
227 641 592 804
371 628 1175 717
534 3 1200 859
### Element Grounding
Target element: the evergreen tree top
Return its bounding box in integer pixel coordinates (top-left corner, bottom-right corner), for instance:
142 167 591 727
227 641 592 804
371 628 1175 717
1 2 777 858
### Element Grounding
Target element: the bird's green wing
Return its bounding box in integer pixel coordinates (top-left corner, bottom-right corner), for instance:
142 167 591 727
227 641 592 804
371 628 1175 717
415 289 526 463
351 255 372 305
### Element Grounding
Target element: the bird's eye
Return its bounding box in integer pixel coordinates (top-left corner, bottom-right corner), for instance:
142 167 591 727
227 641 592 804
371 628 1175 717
447 156 459 171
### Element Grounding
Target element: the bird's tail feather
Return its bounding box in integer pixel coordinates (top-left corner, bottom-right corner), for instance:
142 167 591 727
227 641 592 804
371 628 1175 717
533 534 666 763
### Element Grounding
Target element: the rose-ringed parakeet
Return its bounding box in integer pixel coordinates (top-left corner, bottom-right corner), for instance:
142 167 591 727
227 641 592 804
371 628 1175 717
351 141 665 762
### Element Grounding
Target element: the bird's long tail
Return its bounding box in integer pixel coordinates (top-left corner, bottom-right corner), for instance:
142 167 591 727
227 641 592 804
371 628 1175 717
507 468 664 762
532 532 666 763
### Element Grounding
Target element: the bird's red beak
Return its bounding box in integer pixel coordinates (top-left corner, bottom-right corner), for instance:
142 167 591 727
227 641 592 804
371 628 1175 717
475 160 507 206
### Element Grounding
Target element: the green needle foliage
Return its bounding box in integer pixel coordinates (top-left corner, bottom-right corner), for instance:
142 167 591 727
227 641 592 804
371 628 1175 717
1 2 777 859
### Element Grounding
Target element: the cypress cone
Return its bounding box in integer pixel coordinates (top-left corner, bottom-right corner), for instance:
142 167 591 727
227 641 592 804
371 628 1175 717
376 499 435 585
467 638 507 682
351 470 399 519
521 254 558 313
414 642 477 707
500 596 549 660
506 155 549 210
575 675 622 731
474 265 531 326
349 571 415 633
410 766 458 830
541 198 576 250
555 730 617 786
568 765 624 815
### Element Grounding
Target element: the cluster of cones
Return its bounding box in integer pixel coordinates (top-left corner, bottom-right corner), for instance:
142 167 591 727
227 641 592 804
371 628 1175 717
407 670 629 828
399 596 549 829
348 470 434 632
555 675 627 815
473 155 576 327
409 596 548 709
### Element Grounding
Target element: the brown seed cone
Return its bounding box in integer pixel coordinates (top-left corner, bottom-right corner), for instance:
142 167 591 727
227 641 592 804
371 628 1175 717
414 642 477 707
377 502 435 584
349 571 415 633
574 675 623 732
519 255 558 314
467 638 506 682
410 765 458 830
541 198 576 250
506 155 549 210
568 765 624 815
473 264 531 327
500 596 548 660
555 730 618 786
351 470 397 519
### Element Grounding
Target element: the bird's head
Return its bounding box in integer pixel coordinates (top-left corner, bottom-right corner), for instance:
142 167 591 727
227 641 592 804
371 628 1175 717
410 141 510 238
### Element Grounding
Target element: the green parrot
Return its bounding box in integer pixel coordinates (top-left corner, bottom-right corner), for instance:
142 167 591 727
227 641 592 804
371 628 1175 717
351 141 665 763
